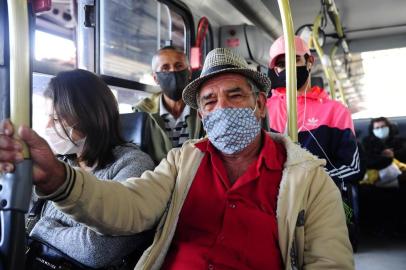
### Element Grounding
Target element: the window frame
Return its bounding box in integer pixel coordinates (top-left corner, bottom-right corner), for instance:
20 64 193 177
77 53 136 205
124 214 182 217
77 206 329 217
96 0 195 92
203 22 213 58
0 0 10 120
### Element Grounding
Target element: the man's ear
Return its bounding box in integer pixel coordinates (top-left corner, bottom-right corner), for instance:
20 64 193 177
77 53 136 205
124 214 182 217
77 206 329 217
153 72 159 85
188 66 192 80
307 55 315 70
272 66 280 75
257 92 267 118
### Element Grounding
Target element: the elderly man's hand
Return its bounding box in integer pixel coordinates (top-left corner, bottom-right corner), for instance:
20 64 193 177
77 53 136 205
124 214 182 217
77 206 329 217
0 119 65 195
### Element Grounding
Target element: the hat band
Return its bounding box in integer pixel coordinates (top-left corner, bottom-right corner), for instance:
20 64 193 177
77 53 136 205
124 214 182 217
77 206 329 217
201 64 240 76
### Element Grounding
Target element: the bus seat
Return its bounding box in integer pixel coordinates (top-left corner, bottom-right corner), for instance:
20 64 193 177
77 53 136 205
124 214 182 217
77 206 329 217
353 118 370 142
119 112 150 152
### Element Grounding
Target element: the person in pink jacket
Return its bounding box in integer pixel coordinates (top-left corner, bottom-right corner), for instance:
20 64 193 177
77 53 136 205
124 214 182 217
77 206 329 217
266 36 363 186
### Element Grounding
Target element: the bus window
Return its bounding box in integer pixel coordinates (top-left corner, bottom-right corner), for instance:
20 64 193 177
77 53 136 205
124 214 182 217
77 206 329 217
34 2 77 73
35 30 76 69
100 1 187 85
352 47 406 119
33 3 77 134
32 73 53 135
110 86 153 113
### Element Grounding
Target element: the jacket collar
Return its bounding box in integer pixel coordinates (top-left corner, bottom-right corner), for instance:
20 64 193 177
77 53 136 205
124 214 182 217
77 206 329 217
193 132 325 169
194 130 284 170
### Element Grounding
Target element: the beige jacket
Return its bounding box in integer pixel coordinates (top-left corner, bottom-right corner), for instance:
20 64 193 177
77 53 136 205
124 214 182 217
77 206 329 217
41 133 354 270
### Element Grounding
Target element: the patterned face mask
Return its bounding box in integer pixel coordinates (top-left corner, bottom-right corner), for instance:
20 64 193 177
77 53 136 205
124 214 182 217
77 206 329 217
202 107 261 154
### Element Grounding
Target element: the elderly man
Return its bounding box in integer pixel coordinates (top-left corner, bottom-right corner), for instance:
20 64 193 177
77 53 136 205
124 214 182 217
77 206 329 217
0 48 353 269
133 46 204 164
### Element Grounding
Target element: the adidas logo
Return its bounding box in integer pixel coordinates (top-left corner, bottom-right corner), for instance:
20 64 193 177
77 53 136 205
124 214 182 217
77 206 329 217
307 117 319 126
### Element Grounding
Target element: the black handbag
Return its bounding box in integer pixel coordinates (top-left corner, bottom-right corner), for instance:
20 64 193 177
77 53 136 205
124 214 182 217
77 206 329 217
26 237 96 270
25 199 96 270
25 199 154 270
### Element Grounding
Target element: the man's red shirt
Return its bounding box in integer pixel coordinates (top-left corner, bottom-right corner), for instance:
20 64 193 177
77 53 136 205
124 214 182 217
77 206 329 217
163 131 286 269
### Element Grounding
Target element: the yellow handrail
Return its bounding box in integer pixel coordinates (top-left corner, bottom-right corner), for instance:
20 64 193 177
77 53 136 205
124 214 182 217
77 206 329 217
312 13 336 100
330 43 348 105
8 0 30 158
277 0 298 143
325 0 350 54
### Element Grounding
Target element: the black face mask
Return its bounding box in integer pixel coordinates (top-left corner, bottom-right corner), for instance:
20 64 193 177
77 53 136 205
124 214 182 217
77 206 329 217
156 69 190 101
267 66 310 90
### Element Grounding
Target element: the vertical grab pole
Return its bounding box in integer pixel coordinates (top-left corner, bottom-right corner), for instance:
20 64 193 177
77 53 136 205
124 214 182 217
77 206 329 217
277 0 298 143
9 0 30 140
0 1 32 270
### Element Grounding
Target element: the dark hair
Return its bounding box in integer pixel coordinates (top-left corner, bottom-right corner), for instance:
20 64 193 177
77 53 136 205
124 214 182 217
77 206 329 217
44 69 125 169
159 45 184 52
151 45 188 71
368 117 395 137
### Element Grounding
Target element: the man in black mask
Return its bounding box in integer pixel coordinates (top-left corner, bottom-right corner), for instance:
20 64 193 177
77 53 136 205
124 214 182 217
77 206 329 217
133 46 204 164
266 36 363 186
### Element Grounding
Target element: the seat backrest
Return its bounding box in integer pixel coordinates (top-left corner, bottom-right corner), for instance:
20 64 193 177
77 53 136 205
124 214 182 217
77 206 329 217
353 118 371 142
119 112 149 152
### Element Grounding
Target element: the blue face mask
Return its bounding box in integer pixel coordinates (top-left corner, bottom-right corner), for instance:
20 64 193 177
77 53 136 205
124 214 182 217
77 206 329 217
202 107 261 154
373 126 390 140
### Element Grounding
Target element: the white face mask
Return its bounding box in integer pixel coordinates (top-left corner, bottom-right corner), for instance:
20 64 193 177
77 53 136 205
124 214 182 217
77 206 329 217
44 123 86 155
373 126 390 140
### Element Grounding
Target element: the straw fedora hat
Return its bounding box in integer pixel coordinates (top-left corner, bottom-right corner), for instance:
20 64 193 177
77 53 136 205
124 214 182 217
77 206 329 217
182 48 271 109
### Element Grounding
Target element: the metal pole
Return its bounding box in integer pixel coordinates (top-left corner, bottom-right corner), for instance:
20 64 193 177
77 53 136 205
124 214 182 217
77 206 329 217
277 0 298 143
164 5 172 42
157 2 161 50
9 0 30 152
0 1 32 269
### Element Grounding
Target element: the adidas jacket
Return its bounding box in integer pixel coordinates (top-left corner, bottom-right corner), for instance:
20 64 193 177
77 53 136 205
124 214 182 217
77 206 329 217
267 86 362 184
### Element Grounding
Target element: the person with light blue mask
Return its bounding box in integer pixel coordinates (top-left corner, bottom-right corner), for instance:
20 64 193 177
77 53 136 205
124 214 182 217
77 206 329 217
0 48 354 269
362 117 406 234
363 117 406 170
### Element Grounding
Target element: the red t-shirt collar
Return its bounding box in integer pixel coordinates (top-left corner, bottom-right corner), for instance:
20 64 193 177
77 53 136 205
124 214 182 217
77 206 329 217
194 130 284 171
